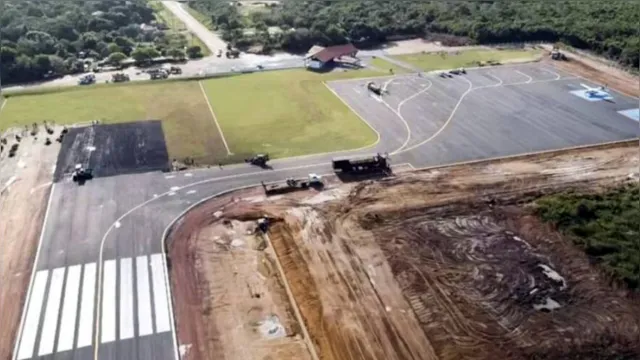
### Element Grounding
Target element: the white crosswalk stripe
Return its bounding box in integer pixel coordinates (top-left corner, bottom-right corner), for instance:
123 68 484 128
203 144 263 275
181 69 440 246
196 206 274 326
14 254 173 359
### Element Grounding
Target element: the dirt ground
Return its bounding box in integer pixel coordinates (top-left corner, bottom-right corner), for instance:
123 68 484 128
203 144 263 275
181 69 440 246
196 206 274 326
0 124 61 360
540 45 639 97
169 140 640 360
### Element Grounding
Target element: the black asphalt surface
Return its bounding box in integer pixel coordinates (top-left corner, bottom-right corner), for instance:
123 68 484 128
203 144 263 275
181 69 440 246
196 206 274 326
54 121 169 182
14 63 639 360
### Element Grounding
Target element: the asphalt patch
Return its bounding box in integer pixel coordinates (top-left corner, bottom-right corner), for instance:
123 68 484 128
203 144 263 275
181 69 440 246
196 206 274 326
54 121 169 182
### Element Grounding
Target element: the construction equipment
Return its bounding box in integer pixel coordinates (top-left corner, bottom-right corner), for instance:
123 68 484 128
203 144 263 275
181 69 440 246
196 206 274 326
78 74 96 85
367 81 383 95
111 73 130 82
72 164 93 182
332 153 390 175
245 154 270 167
551 48 567 61
169 66 182 75
262 174 322 195
226 49 240 58
449 68 466 75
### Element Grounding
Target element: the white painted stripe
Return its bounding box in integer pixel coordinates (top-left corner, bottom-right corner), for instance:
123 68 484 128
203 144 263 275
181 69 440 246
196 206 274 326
101 260 116 343
119 258 135 340
38 267 65 356
136 256 153 336
150 254 171 333
77 263 96 348
56 265 81 352
17 270 49 360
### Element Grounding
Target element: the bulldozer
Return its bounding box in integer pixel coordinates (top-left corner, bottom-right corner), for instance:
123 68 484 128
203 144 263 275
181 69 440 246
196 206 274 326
111 73 130 82
245 154 270 167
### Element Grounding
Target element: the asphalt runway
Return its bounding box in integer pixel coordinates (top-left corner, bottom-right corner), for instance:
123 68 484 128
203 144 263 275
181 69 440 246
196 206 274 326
328 63 638 167
13 63 639 360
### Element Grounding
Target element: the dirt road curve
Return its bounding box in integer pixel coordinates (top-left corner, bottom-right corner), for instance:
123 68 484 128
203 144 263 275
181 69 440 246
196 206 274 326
168 141 639 360
161 1 226 55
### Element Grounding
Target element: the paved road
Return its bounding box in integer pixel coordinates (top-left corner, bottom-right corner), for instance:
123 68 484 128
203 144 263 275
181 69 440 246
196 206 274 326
12 64 639 360
161 1 226 55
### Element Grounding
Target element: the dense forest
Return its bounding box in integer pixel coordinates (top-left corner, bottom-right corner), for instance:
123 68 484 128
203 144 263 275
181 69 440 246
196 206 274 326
192 0 639 68
0 0 200 85
535 184 640 291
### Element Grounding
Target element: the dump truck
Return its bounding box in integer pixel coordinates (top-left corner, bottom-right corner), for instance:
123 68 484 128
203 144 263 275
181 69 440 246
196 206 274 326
246 154 270 167
332 153 390 175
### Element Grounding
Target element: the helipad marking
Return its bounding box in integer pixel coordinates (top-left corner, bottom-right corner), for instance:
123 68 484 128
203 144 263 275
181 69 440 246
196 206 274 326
618 108 639 122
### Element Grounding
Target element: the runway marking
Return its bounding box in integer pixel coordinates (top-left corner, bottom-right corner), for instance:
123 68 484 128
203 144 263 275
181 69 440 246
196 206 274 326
322 82 381 153
17 270 48 360
136 255 154 337
151 254 172 333
57 265 81 352
392 75 578 156
515 70 533 83
539 67 561 80
38 267 65 356
199 81 232 155
13 184 55 360
0 98 8 114
392 76 473 155
101 260 116 343
391 80 433 152
119 258 135 340
77 263 96 348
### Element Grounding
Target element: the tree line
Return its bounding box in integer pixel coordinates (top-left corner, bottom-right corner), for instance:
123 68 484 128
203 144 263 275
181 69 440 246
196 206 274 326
192 0 639 69
0 0 201 85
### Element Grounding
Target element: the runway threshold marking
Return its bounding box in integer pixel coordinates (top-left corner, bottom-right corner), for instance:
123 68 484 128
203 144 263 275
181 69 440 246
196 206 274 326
199 81 232 155
119 258 135 340
101 260 117 344
150 254 172 333
16 271 48 360
38 267 65 356
136 255 154 337
57 265 82 352
77 263 96 348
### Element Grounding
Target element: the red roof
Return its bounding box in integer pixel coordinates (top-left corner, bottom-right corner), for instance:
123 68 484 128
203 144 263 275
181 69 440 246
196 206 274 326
311 44 358 63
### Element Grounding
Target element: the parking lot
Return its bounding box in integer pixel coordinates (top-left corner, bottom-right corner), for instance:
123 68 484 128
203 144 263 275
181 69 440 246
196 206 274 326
328 63 639 168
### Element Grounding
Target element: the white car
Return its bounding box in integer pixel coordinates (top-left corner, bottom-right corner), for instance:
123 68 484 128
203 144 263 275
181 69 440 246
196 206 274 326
308 173 322 184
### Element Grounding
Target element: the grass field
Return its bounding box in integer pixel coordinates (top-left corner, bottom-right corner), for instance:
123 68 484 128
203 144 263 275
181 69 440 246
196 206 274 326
1 67 384 164
369 57 410 74
0 81 226 163
149 1 211 56
201 68 380 159
394 48 543 71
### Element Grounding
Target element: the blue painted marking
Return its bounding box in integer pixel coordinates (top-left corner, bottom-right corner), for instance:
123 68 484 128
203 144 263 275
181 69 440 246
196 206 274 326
618 108 640 122
570 89 613 102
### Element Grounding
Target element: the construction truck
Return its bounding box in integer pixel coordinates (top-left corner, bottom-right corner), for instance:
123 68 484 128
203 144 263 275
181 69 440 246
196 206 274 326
262 174 323 195
78 74 96 85
367 81 383 95
169 66 182 75
111 73 130 82
332 153 390 175
72 164 93 182
551 48 567 61
245 154 270 167
149 69 169 80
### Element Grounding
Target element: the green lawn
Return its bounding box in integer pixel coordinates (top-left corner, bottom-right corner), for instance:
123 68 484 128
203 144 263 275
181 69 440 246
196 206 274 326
0 81 226 163
149 1 211 56
201 68 381 159
394 49 543 71
369 57 410 74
